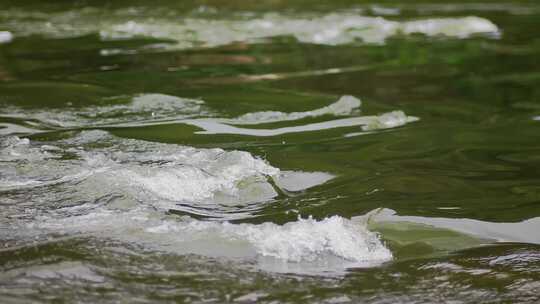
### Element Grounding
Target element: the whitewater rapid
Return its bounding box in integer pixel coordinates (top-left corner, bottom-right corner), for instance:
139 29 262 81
1 131 392 274
0 9 500 49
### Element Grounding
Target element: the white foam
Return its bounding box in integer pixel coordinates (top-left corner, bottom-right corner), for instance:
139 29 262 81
186 115 417 137
0 9 500 50
1 94 417 137
77 93 205 123
98 14 499 47
0 136 52 162
31 207 392 270
1 136 391 274
123 149 279 205
228 215 392 263
119 93 204 115
107 95 417 136
0 93 206 128
361 110 418 131
176 95 417 136
0 31 12 43
80 134 280 213
0 123 43 135
0 131 331 218
230 95 361 125
0 136 104 192
0 132 390 273
401 16 499 39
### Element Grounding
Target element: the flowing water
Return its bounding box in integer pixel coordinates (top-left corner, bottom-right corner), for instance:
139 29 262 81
1 1 540 303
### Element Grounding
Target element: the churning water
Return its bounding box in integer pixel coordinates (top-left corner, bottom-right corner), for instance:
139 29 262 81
1 1 540 303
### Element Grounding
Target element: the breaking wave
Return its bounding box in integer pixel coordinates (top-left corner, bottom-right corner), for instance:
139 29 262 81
30 208 392 267
0 131 392 273
0 131 285 216
21 206 392 275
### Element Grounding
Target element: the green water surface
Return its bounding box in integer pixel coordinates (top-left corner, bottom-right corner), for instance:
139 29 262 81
1 1 540 303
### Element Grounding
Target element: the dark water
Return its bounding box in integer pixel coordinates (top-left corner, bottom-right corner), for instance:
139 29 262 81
1 1 540 303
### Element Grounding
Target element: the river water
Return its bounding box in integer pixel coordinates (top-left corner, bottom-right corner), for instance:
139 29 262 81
1 1 540 303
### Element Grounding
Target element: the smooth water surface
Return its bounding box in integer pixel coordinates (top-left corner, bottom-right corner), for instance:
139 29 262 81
1 1 540 303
